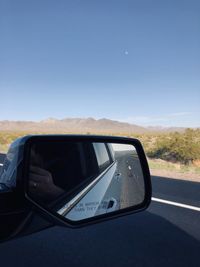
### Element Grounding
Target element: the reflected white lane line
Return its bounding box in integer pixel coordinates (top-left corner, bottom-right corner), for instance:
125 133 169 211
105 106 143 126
152 197 200 212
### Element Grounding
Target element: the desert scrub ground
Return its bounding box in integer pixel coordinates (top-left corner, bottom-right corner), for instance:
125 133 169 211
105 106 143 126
148 158 200 182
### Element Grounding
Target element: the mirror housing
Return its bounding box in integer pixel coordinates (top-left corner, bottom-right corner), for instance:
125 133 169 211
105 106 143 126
0 135 151 240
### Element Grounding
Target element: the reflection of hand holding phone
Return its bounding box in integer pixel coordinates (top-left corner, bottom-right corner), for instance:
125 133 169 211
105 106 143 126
29 166 64 202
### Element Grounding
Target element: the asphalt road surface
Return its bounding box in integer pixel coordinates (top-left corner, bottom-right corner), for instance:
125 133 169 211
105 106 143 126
100 150 145 211
0 153 200 267
61 150 144 220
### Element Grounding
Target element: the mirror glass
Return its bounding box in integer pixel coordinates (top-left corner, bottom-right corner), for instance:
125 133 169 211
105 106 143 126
28 141 145 222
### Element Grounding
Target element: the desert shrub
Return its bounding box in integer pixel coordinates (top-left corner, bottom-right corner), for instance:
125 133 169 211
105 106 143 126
147 129 200 164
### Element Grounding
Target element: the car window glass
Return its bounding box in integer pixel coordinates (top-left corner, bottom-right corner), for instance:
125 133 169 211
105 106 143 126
93 143 110 171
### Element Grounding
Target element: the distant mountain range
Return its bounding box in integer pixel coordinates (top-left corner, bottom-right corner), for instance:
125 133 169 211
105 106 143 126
0 118 188 134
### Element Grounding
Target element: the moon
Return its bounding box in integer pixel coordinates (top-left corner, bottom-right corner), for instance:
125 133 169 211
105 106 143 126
125 50 129 55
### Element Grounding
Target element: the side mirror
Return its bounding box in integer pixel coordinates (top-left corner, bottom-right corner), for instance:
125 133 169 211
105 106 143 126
24 135 151 226
0 135 151 239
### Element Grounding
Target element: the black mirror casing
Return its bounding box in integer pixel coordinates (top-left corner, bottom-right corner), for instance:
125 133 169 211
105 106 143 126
23 135 152 227
0 135 152 241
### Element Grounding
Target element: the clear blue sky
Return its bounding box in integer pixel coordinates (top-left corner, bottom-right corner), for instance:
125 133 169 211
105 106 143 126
0 0 200 127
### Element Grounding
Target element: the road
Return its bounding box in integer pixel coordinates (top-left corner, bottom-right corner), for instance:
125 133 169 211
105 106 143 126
97 150 145 212
64 150 145 220
0 154 200 266
114 150 145 209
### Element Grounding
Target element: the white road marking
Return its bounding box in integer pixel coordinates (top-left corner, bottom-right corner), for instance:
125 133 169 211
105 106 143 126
152 197 200 212
0 163 3 166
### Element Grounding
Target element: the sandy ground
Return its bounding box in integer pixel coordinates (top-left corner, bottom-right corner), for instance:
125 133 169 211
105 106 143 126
150 169 200 182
